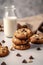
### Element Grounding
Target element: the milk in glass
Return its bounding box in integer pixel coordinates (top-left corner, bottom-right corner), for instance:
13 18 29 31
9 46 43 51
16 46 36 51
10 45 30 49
3 5 17 37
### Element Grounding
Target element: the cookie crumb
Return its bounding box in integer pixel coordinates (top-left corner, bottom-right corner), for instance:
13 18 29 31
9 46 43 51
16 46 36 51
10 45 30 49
16 53 21 57
2 40 5 43
37 47 41 50
10 47 15 51
22 59 27 63
29 60 33 63
29 56 34 59
1 62 6 65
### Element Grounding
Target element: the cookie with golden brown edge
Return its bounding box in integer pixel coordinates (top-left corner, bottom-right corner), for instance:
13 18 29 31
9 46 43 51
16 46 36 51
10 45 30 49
12 36 29 45
13 43 30 50
0 45 9 57
30 33 43 44
14 28 32 40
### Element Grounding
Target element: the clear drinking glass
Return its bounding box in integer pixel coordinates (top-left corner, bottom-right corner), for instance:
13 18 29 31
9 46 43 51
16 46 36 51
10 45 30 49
3 5 17 38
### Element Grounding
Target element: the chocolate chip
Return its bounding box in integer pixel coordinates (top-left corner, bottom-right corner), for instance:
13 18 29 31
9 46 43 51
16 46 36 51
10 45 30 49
0 28 4 32
17 23 22 29
21 29 26 32
0 25 3 28
0 25 2 28
21 29 25 32
37 47 41 50
17 23 28 30
1 62 6 65
1 29 4 32
2 40 5 43
0 43 2 46
22 59 27 63
36 38 39 40
16 53 21 57
22 25 28 28
29 56 34 59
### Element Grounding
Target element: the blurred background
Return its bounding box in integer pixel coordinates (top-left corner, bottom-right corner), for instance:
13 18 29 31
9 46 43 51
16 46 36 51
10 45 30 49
0 0 43 18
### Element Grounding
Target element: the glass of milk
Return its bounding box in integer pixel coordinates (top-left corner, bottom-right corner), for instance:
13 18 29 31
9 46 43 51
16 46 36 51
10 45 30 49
3 5 17 38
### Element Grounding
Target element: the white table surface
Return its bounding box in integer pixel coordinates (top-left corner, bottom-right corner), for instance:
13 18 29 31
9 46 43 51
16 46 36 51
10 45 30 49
0 32 43 65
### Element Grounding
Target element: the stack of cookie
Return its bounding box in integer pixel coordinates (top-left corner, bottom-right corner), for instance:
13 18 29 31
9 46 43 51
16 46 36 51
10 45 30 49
12 28 32 50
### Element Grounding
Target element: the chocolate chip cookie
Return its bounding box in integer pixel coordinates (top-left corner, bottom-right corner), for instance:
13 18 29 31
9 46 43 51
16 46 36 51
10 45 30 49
14 28 32 40
0 45 9 57
30 33 43 44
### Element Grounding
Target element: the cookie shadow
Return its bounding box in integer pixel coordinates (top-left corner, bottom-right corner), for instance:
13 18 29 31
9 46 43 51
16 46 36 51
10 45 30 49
30 42 43 49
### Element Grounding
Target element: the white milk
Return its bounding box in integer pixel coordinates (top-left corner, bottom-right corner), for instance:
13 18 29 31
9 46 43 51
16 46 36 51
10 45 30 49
3 17 17 37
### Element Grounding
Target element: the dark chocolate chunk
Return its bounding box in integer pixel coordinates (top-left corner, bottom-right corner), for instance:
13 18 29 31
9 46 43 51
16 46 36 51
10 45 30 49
0 25 2 28
21 28 26 32
17 23 22 29
37 47 41 50
0 25 3 28
17 23 28 30
16 53 21 57
1 62 6 65
36 38 39 40
22 25 28 28
0 29 4 32
2 40 5 43
22 59 27 63
0 43 2 46
29 56 34 59
21 29 25 32
5 46 8 49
